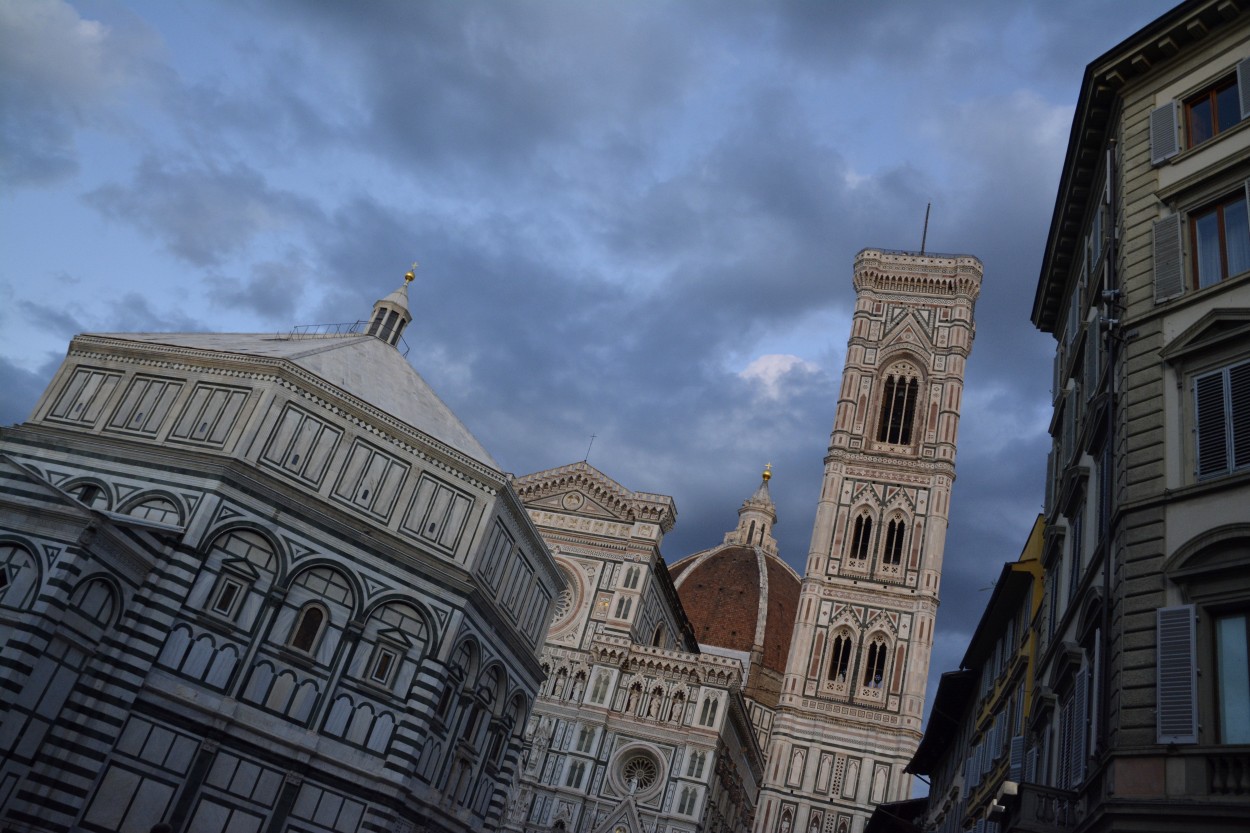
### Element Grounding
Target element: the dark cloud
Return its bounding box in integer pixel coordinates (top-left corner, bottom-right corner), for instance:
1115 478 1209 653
84 155 325 267
206 259 307 320
0 354 61 426
1 0 1192 732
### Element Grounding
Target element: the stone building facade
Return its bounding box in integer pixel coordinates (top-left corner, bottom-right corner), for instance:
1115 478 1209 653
902 517 1045 833
1022 2 1250 831
503 462 763 833
755 249 982 833
0 278 562 833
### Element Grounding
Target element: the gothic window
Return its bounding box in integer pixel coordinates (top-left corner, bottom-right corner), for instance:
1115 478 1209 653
876 372 920 445
881 518 906 566
651 623 667 647
687 751 706 778
699 697 719 726
614 597 632 619
863 636 888 688
289 604 326 653
828 632 853 683
849 514 873 561
623 566 640 589
678 785 697 815
590 671 610 704
565 759 587 789
576 725 595 753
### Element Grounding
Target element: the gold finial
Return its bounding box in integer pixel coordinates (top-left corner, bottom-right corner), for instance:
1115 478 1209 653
762 462 772 481
404 261 419 283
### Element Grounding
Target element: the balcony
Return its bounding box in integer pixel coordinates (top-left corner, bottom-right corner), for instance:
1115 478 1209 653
1000 782 1081 833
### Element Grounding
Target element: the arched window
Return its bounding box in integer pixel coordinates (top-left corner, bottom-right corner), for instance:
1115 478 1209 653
0 543 40 611
849 515 873 561
881 518 906 566
863 637 888 688
289 605 326 653
699 697 719 726
687 751 706 778
614 597 632 619
678 785 697 815
590 672 610 704
877 373 919 445
828 633 852 682
623 566 640 590
651 623 667 647
127 496 182 525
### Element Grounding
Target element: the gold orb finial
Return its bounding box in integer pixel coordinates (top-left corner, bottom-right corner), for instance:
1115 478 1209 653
762 462 772 481
404 261 419 283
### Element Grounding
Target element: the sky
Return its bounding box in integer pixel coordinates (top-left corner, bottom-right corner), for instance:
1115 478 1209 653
1 0 1180 721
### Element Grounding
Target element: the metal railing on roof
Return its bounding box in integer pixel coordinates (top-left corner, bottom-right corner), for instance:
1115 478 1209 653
288 321 410 356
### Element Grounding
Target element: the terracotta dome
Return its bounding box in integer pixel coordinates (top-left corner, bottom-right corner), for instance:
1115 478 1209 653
668 470 801 707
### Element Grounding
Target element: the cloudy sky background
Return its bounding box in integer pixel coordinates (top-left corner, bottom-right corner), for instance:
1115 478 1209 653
1 0 1177 724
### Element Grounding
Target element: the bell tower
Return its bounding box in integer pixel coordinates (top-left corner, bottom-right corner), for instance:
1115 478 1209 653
756 249 982 833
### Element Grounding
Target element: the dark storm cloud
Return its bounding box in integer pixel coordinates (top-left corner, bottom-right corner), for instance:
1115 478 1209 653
85 155 325 267
0 355 60 426
0 0 1187 725
206 259 307 320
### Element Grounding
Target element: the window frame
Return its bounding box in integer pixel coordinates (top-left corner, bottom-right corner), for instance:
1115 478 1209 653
1188 188 1250 290
366 643 403 688
288 603 328 654
1193 358 1250 480
209 574 247 619
1184 74 1241 149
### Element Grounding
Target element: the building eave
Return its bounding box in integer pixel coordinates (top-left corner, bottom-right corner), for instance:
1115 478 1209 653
1033 0 1247 333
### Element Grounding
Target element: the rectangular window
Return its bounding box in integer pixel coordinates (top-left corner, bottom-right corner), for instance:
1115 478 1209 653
1194 360 1250 479
1190 190 1250 289
1216 612 1250 743
210 577 245 618
368 646 400 687
1186 75 1242 147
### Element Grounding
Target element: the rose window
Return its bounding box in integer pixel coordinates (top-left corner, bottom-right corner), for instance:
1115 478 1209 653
621 754 658 792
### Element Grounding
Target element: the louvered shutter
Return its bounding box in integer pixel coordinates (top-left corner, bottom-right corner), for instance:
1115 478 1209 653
1231 361 1250 470
1195 370 1230 478
1008 735 1025 782
1057 695 1073 788
1150 101 1180 165
1025 746 1038 783
1239 57 1250 120
1157 604 1198 744
1153 213 1184 302
1073 667 1089 785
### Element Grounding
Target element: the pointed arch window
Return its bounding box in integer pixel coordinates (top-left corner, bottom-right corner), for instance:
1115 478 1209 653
623 566 640 590
877 374 920 445
828 632 853 682
881 518 906 566
849 515 873 561
863 636 888 688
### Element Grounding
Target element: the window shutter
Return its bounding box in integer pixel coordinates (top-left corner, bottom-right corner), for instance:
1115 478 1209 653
1153 213 1184 302
1008 735 1024 782
1057 695 1073 788
1238 57 1250 120
1073 667 1089 785
1025 746 1038 783
1230 361 1250 470
1150 101 1180 165
1157 604 1198 744
1195 370 1230 478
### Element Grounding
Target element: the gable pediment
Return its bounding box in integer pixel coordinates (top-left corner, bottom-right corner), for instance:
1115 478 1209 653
881 309 936 355
524 489 624 521
514 461 676 531
1161 308 1250 362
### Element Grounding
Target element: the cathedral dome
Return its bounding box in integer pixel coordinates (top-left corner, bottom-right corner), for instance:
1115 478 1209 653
668 469 800 706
